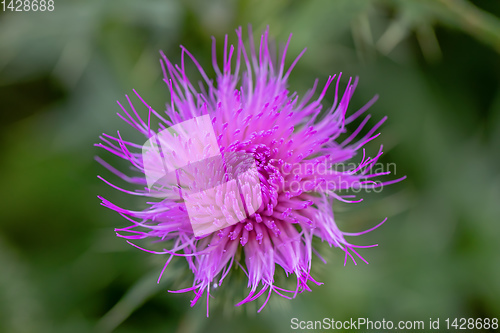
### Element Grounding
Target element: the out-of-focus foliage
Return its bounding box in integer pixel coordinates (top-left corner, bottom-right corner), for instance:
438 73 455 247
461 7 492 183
0 0 499 332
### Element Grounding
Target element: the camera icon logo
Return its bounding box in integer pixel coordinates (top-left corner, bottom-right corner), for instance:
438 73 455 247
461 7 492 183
142 115 262 238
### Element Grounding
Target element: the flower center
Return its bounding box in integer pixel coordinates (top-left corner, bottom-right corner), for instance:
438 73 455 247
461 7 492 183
252 144 271 168
247 144 284 224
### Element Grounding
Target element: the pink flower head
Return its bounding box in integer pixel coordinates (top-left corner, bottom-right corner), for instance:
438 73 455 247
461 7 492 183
96 26 405 316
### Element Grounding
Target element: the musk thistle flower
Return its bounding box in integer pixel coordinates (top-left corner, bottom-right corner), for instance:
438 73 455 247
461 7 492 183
96 26 404 315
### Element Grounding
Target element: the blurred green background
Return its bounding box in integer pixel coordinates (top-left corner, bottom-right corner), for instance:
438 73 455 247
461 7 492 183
1 0 499 332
